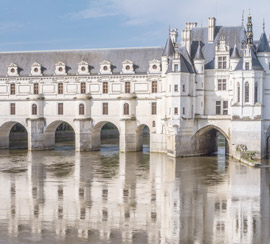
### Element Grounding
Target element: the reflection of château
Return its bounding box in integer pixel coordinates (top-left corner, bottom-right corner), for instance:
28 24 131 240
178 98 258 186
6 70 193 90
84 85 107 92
0 151 267 243
1 15 270 159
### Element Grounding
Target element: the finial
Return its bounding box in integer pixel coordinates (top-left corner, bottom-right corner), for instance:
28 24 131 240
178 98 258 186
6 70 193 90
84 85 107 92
263 18 265 32
248 9 251 16
242 10 244 27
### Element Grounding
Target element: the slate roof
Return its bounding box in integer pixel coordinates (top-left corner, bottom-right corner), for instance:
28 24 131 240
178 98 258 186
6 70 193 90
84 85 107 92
194 44 205 60
257 32 270 52
231 44 240 59
0 47 163 77
162 36 175 57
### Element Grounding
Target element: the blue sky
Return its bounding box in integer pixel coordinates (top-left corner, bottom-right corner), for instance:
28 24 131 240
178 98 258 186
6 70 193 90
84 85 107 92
0 0 269 51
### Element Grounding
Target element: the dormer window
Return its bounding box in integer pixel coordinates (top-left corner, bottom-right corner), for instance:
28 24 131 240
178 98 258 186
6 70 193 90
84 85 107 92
31 62 42 76
149 59 161 73
100 60 112 74
245 62 250 70
174 64 179 72
55 62 67 75
78 61 89 75
218 56 227 69
8 63 19 76
122 60 135 74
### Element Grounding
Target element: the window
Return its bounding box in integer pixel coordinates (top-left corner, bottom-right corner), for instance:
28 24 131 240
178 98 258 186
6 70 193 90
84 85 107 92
182 107 185 115
255 83 258 103
174 64 179 72
182 84 185 92
218 56 227 69
151 102 157 115
216 101 221 115
237 83 240 103
245 62 250 70
103 103 108 115
218 79 226 90
32 104 37 115
81 82 86 94
152 81 157 93
174 107 178 115
152 121 156 127
58 83 63 94
223 101 228 115
34 83 39 95
125 82 130 93
10 103 15 115
123 103 129 115
79 104 85 115
58 103 63 115
245 82 249 102
10 84 15 95
103 82 108 94
174 85 178 92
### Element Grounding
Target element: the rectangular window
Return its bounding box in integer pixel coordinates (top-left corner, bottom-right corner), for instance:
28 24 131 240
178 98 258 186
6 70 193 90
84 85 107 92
10 103 15 115
182 107 185 115
10 84 15 95
245 62 250 70
174 107 178 115
216 101 221 115
223 101 228 115
255 84 258 103
174 64 179 72
237 85 240 103
125 82 130 93
218 56 227 69
218 79 226 90
152 121 156 127
182 84 185 92
103 82 108 94
151 102 157 115
174 85 178 92
58 103 63 115
34 83 39 95
81 82 86 94
152 81 157 93
58 83 63 94
103 103 108 115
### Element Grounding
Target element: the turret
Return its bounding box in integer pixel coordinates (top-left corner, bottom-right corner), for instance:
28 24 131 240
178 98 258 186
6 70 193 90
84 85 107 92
230 44 241 70
162 34 175 75
194 44 205 73
256 24 270 71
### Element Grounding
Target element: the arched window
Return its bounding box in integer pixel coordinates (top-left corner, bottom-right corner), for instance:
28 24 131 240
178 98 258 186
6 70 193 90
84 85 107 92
255 82 258 103
245 82 249 103
123 103 129 115
237 82 240 103
32 104 37 115
79 104 85 115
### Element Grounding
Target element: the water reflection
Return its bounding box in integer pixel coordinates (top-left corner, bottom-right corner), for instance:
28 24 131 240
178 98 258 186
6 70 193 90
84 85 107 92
0 149 269 244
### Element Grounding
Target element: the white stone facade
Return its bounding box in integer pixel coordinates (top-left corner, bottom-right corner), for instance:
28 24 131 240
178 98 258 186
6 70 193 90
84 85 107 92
0 15 270 159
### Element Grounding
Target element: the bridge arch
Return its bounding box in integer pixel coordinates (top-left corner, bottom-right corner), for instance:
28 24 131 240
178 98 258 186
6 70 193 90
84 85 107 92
192 125 230 155
92 121 120 150
136 124 151 152
0 121 28 149
44 120 75 150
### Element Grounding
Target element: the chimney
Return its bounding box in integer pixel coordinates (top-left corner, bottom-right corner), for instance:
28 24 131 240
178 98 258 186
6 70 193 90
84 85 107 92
169 28 178 46
181 22 197 55
208 17 216 43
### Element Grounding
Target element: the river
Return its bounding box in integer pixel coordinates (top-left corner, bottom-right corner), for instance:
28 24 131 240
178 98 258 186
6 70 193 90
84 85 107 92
0 141 269 244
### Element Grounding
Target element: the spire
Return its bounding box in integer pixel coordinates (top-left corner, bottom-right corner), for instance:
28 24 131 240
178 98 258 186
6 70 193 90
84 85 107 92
162 35 175 57
246 13 254 47
194 44 205 60
257 31 270 53
231 44 240 59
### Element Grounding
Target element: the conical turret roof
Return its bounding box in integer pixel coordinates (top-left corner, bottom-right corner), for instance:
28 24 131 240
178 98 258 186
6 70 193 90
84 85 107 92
231 44 240 59
257 32 270 53
162 36 175 57
194 44 205 60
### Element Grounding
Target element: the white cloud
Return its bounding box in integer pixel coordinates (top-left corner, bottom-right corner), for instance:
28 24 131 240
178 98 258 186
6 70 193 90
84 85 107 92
0 22 23 31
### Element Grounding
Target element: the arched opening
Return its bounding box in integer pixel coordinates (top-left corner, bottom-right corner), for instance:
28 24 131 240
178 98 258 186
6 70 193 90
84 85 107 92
92 122 119 151
193 126 229 156
136 124 150 152
44 121 75 150
8 123 28 149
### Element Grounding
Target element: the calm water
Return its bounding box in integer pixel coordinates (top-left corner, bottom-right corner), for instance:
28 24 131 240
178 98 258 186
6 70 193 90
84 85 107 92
0 143 270 244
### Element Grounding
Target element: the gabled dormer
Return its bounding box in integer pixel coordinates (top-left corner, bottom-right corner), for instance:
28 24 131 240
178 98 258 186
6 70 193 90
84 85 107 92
31 62 42 76
149 59 161 73
78 61 89 75
55 61 67 75
7 63 19 76
215 37 230 70
122 59 135 74
100 60 112 74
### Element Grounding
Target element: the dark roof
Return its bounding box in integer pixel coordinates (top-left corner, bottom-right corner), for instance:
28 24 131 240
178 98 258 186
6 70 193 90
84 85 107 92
231 44 240 59
235 46 264 71
190 26 246 69
194 44 205 60
162 36 175 57
257 32 270 53
0 47 163 77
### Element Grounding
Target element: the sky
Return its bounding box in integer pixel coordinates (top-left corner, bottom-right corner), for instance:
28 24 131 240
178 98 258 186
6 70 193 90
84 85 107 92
0 0 269 52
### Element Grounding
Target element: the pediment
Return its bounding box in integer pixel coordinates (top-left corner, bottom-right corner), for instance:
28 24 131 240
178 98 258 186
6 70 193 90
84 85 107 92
55 61 65 66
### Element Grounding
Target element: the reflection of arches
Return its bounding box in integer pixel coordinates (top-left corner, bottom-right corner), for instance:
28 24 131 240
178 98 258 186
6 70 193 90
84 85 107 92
136 124 150 151
192 125 229 155
44 120 75 149
0 121 28 149
92 121 120 150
